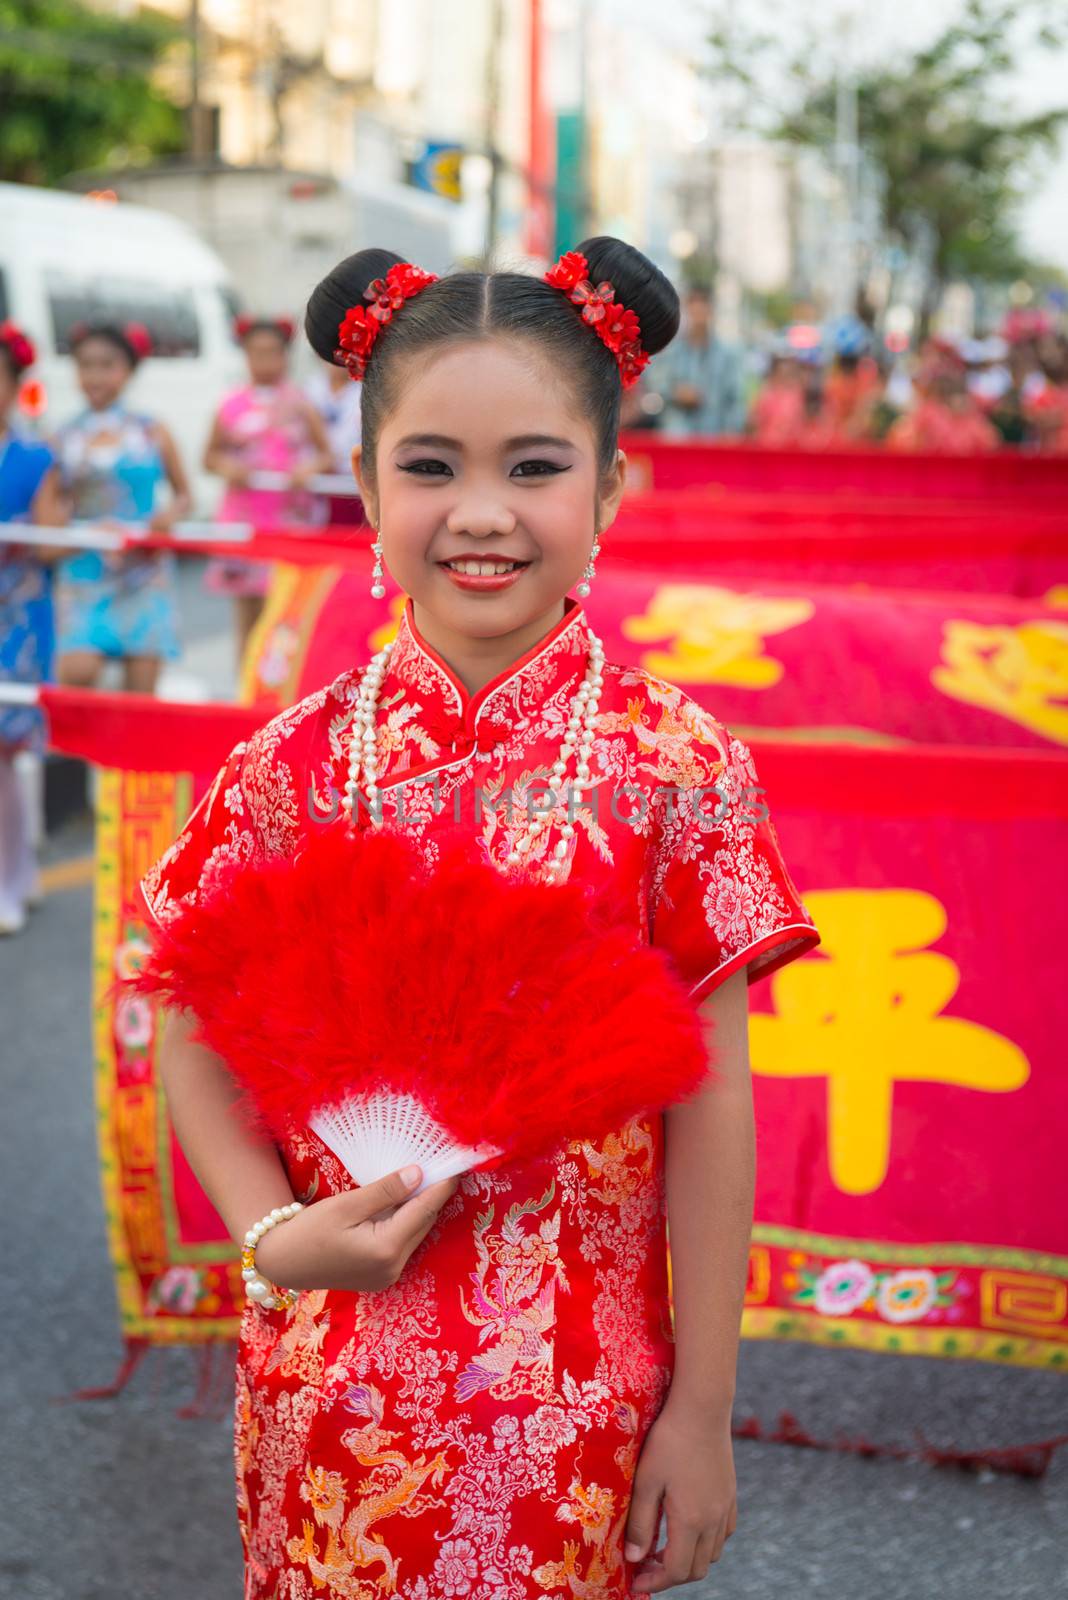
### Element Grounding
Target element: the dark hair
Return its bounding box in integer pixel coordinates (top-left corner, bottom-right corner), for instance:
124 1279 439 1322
305 237 679 483
235 314 296 346
69 320 149 369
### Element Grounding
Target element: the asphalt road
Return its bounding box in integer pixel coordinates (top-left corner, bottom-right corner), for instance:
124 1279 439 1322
4 692 1067 1598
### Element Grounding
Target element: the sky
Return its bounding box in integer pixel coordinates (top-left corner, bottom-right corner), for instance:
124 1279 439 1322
606 0 1068 270
1015 49 1068 267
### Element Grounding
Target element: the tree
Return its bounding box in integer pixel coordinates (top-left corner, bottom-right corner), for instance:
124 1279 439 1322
0 0 184 186
704 0 1068 330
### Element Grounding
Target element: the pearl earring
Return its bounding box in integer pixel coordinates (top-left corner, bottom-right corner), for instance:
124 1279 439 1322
370 533 386 600
576 535 601 599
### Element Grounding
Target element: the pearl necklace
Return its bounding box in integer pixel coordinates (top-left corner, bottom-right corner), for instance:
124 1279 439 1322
343 626 606 882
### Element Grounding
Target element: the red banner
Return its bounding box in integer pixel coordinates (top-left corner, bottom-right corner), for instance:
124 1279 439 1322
619 434 1068 502
237 568 1068 751
41 687 257 773
95 766 246 1341
742 741 1067 1366
607 503 1067 598
121 501 1068 599
72 696 1067 1366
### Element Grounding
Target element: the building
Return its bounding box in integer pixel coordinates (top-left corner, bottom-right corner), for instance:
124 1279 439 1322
85 0 715 283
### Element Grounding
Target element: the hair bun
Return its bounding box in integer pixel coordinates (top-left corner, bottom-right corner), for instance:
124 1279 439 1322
305 248 406 365
577 237 680 357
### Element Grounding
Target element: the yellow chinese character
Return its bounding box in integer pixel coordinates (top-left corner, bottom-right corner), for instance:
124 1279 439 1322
750 890 1029 1195
932 618 1068 745
621 584 814 688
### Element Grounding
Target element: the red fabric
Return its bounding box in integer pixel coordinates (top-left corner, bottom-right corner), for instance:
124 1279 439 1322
593 572 1068 750
138 596 817 1597
605 509 1066 597
239 565 1068 749
133 822 709 1158
128 495 1068 596
599 548 1058 598
619 486 1068 533
750 739 1067 820
40 684 1068 808
86 682 1068 1377
133 528 368 567
618 433 1068 501
39 686 260 772
141 598 818 1004
746 785 1066 1260
76 589 1068 1443
35 675 1068 812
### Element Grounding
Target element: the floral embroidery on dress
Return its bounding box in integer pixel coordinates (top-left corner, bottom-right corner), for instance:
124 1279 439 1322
457 1183 566 1403
140 595 819 1596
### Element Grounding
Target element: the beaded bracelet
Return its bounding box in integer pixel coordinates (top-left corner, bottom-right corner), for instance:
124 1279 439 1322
241 1201 304 1310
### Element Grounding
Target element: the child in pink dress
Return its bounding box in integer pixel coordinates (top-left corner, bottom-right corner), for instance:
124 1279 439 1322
204 316 333 658
749 354 808 445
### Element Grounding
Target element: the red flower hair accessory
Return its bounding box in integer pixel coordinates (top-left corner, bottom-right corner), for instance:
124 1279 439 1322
544 251 650 388
123 322 153 360
335 262 439 380
68 320 152 364
235 314 296 344
0 320 37 374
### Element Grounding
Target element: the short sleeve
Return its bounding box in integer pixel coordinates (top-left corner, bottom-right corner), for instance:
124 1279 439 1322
138 741 261 928
650 732 820 1004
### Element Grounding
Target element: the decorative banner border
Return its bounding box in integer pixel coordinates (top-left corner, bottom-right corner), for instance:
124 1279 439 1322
91 758 1068 1367
742 1229 1068 1370
93 768 243 1344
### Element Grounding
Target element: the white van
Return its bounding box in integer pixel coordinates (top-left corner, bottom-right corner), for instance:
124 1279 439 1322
0 183 244 509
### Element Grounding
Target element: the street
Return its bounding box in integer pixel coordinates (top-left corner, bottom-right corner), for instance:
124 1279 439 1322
4 816 1066 1600
4 0 1068 1584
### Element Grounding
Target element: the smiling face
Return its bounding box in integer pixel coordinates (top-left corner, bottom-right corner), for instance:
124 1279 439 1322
74 336 134 410
355 337 626 660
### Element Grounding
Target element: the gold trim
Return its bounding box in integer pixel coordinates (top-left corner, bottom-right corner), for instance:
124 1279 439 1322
753 1224 1068 1276
92 770 142 1330
742 1306 1068 1370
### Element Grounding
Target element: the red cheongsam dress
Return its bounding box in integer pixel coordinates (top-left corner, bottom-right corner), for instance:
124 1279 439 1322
140 595 820 1600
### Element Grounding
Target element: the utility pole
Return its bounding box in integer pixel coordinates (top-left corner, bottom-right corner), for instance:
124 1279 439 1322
483 0 505 266
577 0 591 239
188 0 206 159
834 7 860 316
525 0 552 259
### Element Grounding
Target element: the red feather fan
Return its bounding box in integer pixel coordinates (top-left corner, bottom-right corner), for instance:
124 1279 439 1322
131 825 713 1190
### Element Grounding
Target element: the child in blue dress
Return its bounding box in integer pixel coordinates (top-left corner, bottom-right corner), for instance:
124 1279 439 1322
0 322 55 933
36 321 192 695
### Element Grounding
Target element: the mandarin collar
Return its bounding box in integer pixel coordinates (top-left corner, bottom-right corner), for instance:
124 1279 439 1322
385 595 591 737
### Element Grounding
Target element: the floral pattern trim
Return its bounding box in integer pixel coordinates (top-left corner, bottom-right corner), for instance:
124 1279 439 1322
791 1258 960 1324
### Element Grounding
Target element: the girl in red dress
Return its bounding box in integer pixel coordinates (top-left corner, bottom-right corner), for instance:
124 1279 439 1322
887 342 1000 454
143 238 820 1600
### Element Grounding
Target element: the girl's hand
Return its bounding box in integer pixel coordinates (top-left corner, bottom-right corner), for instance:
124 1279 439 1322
624 1395 738 1593
253 1165 460 1293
